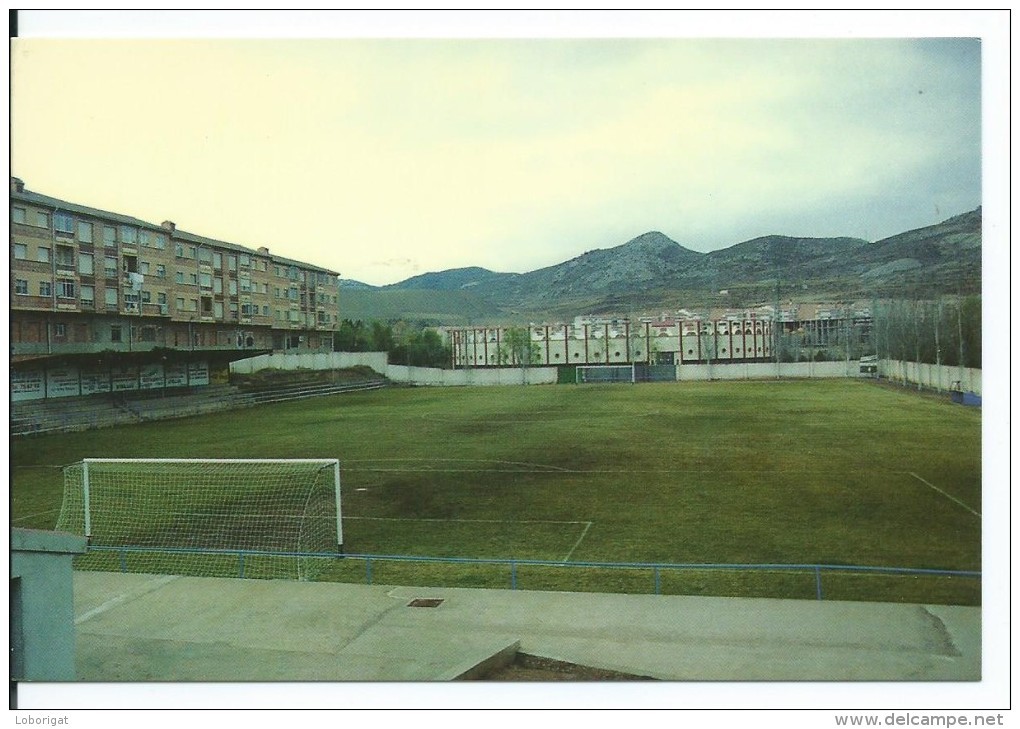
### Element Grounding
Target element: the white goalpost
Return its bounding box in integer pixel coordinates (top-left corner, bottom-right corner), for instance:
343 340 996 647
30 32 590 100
57 458 342 581
575 364 637 384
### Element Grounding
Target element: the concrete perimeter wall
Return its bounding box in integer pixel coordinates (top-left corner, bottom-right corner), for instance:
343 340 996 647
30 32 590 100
231 353 981 394
387 365 558 386
879 359 982 395
677 360 856 381
233 352 865 386
230 351 390 375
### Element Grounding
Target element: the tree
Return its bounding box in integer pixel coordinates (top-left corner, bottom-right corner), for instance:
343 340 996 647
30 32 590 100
498 326 540 367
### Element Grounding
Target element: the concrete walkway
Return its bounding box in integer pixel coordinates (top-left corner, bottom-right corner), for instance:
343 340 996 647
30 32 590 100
72 571 980 682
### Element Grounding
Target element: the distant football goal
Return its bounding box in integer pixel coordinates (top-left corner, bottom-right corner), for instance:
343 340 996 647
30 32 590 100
57 458 342 580
575 364 637 384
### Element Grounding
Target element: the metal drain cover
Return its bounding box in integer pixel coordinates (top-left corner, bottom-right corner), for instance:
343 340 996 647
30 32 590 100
407 598 444 608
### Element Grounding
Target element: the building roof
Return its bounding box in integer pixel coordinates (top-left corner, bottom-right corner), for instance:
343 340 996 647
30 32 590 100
11 183 339 277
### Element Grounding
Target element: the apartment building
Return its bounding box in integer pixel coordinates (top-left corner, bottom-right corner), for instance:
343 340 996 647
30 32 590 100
449 315 775 368
10 178 340 401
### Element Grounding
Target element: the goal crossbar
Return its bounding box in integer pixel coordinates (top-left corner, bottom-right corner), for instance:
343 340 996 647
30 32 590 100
61 458 343 580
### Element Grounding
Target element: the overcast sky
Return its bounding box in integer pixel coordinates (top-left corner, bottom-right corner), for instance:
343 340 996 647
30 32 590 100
10 12 997 286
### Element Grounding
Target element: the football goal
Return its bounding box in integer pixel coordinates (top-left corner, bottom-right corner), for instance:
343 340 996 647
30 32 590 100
576 364 637 384
57 458 342 581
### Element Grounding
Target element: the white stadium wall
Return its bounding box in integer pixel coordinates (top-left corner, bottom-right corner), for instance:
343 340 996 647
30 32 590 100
229 352 981 393
879 360 982 395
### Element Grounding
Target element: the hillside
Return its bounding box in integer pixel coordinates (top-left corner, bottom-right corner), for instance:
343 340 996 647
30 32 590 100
343 208 982 322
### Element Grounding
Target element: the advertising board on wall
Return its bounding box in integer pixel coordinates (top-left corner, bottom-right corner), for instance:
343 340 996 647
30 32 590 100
80 367 112 396
11 369 45 401
46 367 82 398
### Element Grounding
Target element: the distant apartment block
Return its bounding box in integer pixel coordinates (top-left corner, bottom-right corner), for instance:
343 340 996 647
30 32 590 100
450 314 776 368
10 178 340 401
449 303 873 369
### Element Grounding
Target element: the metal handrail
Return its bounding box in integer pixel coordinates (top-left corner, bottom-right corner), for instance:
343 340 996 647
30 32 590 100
80 544 980 602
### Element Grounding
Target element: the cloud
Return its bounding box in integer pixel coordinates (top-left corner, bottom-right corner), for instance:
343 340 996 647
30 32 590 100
11 37 982 285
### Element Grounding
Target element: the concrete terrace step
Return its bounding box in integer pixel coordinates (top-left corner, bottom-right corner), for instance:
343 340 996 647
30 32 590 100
11 379 388 436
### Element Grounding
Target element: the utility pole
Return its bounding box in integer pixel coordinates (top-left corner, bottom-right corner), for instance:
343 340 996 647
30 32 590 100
773 240 781 379
934 297 943 392
956 291 965 390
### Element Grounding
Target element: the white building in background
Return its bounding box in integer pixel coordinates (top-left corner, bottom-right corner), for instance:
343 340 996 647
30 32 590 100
449 313 774 368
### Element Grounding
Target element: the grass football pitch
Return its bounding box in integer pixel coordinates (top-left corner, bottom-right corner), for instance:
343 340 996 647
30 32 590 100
10 379 982 604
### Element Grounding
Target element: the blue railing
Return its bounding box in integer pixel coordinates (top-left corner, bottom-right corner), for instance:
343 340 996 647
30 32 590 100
81 544 980 602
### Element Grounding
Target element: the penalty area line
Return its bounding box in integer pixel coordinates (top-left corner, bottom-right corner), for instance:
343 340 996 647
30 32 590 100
907 472 980 517
561 521 593 563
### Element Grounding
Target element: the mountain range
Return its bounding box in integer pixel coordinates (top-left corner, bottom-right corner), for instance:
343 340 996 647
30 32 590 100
339 208 981 324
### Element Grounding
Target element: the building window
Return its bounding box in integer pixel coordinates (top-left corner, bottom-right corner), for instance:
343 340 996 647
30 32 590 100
80 285 95 306
175 271 185 284
229 280 238 295
120 225 138 245
153 233 166 250
199 272 212 288
239 253 250 267
175 243 185 257
213 252 222 268
13 243 27 259
79 253 94 275
228 255 237 272
176 297 185 311
104 256 118 278
110 325 122 343
57 280 76 299
54 323 66 338
198 248 213 264
37 246 51 264
77 221 93 243
139 326 158 343
54 211 74 235
241 303 256 317
34 211 50 228
55 245 75 269
139 261 150 274
213 277 223 294
214 301 224 318
103 226 117 246
105 289 118 310
156 264 166 278
187 246 197 259
14 279 28 295
12 207 26 224
189 273 198 286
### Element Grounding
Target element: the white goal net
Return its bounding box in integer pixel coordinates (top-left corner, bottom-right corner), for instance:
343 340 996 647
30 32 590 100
576 364 637 384
57 458 342 581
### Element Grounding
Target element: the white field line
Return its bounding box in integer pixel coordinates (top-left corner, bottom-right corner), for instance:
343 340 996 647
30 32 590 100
12 508 61 523
343 458 577 473
345 516 589 525
907 472 981 517
74 574 179 625
561 521 593 563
